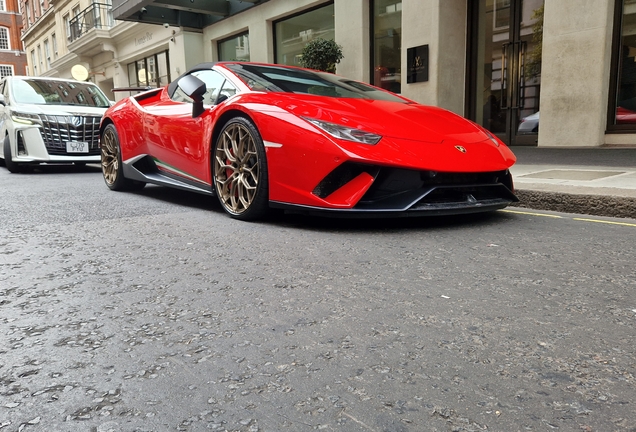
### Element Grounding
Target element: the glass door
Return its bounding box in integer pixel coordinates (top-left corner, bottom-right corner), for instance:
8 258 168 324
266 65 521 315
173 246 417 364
468 0 544 146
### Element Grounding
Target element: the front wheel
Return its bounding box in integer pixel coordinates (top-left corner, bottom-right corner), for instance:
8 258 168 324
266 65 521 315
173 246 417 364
101 124 145 191
213 117 269 221
3 135 21 173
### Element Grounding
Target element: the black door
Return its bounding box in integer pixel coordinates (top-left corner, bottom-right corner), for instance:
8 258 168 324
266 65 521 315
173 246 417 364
467 0 544 146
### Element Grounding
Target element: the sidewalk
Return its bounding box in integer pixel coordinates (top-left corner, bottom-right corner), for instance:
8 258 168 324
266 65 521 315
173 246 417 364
508 147 636 219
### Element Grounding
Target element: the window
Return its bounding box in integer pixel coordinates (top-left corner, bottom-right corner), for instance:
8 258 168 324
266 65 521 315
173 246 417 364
9 78 110 107
51 33 57 59
226 63 406 103
0 1 6 12
218 32 250 61
63 14 70 39
26 2 31 24
37 45 42 73
127 51 171 88
44 39 50 69
610 0 636 129
0 65 13 78
494 0 511 29
171 70 234 105
0 27 9 50
372 0 402 93
31 49 36 75
274 3 335 66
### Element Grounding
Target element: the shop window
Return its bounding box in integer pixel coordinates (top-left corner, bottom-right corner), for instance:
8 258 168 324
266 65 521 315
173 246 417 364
610 0 636 129
274 3 335 66
372 1 402 93
218 32 250 62
127 51 171 88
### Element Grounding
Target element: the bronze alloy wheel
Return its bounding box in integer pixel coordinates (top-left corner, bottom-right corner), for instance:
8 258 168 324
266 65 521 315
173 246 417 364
100 124 145 191
213 117 268 220
101 125 119 187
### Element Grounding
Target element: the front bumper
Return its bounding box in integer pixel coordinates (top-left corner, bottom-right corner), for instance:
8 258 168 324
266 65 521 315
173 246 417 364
272 163 518 217
8 116 101 163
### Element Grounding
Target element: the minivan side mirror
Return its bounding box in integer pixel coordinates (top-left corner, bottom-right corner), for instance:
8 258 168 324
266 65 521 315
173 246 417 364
177 75 206 118
0 94 6 106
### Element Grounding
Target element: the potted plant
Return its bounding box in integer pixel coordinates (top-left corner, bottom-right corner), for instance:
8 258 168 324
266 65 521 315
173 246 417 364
299 38 344 73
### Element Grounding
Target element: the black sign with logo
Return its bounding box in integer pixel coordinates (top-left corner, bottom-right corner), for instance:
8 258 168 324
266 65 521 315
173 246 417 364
407 45 429 83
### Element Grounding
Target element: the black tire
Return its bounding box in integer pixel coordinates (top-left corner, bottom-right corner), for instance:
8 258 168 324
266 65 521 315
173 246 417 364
3 135 21 173
100 124 145 191
212 117 269 221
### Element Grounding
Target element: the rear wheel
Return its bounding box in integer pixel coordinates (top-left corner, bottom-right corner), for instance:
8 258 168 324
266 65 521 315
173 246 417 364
213 117 268 221
3 135 21 173
101 124 145 191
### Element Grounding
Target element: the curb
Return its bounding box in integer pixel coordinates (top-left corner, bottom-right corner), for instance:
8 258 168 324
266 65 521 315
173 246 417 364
511 190 636 220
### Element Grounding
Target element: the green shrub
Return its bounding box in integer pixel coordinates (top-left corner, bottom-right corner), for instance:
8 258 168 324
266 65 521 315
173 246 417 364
299 38 344 73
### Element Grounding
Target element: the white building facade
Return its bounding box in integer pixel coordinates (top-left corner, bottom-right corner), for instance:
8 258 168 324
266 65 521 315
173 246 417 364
23 0 636 148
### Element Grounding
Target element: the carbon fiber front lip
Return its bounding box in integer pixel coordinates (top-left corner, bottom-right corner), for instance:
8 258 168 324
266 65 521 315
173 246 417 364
270 198 515 218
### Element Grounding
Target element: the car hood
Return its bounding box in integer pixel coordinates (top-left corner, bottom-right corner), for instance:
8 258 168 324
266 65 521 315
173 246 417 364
11 103 108 116
267 94 488 144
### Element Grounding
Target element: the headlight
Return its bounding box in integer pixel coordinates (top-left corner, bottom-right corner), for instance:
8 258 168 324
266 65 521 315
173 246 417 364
302 117 382 145
11 112 41 125
477 125 500 147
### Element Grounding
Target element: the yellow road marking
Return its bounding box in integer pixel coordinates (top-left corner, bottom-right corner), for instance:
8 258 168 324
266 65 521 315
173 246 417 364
501 209 562 218
573 218 636 227
501 209 636 227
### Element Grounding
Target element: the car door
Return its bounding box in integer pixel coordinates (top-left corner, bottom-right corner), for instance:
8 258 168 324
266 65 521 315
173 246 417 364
144 69 232 185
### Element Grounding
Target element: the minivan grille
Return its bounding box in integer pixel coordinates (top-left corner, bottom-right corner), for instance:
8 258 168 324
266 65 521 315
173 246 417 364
38 114 101 156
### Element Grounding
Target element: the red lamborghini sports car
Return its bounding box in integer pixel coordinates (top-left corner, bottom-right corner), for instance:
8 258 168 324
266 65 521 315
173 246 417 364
100 62 517 220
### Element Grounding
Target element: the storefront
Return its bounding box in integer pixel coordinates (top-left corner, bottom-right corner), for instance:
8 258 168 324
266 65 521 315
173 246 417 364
107 0 636 148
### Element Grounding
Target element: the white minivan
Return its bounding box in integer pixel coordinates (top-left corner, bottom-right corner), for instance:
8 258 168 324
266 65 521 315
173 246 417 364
0 76 111 173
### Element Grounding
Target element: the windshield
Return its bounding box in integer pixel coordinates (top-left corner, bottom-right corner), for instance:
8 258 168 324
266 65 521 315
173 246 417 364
225 64 408 103
11 78 110 107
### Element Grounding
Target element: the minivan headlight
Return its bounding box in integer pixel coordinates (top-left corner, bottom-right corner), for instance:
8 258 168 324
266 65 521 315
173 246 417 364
11 111 41 125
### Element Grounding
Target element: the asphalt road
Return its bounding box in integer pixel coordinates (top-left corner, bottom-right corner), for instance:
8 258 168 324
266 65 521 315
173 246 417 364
1 165 635 432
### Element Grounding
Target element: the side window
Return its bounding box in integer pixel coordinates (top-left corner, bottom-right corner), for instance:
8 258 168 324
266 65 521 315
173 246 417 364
172 70 231 105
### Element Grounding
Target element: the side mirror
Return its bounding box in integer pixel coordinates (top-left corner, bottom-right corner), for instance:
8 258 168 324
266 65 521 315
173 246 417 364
178 75 206 118
0 94 6 106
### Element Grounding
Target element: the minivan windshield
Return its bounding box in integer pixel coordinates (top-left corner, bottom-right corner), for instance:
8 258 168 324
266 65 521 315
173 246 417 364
11 78 111 107
225 63 408 103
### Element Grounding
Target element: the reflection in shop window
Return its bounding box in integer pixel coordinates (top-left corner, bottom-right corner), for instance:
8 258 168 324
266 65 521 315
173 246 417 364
218 32 250 61
615 0 636 125
372 0 402 94
494 0 511 29
274 3 335 67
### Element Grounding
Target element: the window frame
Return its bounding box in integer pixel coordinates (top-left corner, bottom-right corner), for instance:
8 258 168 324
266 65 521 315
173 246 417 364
0 27 9 51
607 0 636 133
217 30 250 62
369 0 403 94
272 1 335 67
127 50 171 88
0 65 14 78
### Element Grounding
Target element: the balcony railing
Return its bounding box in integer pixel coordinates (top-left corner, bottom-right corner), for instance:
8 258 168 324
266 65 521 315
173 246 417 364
68 3 115 43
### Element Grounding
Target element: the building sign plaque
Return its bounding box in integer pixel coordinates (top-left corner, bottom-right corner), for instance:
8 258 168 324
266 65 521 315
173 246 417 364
407 45 429 83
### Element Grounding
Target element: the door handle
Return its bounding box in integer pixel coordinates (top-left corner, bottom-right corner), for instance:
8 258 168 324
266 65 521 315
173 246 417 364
511 41 527 110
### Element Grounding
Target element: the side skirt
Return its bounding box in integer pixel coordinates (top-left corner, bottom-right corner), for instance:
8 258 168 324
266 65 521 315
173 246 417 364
122 154 214 196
